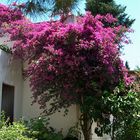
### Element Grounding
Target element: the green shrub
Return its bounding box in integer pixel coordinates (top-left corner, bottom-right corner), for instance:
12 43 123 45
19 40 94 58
64 124 80 140
0 112 79 140
0 112 32 140
0 122 33 140
116 118 140 140
25 117 63 140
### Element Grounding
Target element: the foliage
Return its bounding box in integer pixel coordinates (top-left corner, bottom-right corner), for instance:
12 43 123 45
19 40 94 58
65 124 80 140
7 0 81 17
86 0 135 28
0 44 11 53
25 117 63 140
0 112 32 140
25 117 81 140
0 112 64 140
129 71 140 93
0 4 135 140
135 66 140 72
0 4 24 27
116 118 140 140
94 83 140 139
125 61 130 70
7 0 135 29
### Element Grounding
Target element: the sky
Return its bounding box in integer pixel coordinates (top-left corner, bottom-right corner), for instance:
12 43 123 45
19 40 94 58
115 0 140 70
0 0 140 70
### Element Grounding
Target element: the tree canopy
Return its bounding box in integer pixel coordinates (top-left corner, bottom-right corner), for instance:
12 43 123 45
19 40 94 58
7 0 81 17
86 0 135 28
7 0 135 28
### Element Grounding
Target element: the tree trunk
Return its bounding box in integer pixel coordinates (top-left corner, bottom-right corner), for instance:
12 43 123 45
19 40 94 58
80 113 93 140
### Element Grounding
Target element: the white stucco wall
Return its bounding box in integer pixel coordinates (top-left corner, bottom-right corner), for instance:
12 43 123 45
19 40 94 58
22 79 79 135
0 35 23 119
0 50 23 119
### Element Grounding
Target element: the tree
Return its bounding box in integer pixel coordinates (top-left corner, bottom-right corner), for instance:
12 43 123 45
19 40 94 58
97 84 140 140
0 4 136 140
7 0 81 17
125 61 130 70
86 0 135 28
135 66 140 72
8 0 135 28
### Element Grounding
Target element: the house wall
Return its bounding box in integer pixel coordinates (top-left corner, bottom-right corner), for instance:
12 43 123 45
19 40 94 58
22 79 79 135
0 50 23 119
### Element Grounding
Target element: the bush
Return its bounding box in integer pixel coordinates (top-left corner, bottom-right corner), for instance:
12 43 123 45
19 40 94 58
116 118 140 140
0 112 79 140
25 117 63 140
0 112 32 140
64 124 80 140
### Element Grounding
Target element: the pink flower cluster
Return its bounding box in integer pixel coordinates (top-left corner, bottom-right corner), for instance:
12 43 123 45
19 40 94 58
0 4 24 27
0 4 133 111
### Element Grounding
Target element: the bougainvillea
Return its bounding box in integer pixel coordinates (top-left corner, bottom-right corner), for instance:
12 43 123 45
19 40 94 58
0 4 134 140
0 3 133 111
0 4 24 27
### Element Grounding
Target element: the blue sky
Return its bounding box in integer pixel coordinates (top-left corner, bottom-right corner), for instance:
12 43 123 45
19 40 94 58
115 0 140 70
0 0 140 69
